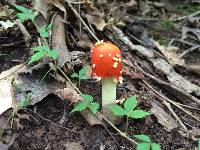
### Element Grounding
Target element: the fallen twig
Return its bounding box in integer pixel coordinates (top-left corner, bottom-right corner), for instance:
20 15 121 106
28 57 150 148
16 19 31 47
106 25 200 106
180 45 200 58
65 0 100 42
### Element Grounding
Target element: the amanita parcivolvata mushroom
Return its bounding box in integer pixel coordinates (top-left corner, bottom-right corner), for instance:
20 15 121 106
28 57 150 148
91 41 122 122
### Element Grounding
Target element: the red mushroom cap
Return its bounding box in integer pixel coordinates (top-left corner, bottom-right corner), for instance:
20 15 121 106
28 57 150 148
91 41 122 81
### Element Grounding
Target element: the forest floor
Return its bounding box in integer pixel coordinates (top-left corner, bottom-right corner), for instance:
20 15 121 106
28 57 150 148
1 0 200 150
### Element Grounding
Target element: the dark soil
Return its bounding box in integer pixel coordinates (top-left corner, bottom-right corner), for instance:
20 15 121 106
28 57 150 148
0 29 28 72
7 86 195 150
0 2 199 150
0 28 196 150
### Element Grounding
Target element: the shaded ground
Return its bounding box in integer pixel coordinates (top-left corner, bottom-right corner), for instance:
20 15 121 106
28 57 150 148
9 91 195 150
1 1 200 150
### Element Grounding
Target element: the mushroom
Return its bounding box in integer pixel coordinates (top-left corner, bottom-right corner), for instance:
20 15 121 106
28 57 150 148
91 41 122 121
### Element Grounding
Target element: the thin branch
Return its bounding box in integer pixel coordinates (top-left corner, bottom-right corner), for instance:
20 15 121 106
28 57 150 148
65 0 100 42
143 80 188 131
180 45 200 58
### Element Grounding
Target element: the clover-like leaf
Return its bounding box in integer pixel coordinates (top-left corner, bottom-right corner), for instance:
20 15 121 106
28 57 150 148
136 143 150 150
151 143 161 150
134 134 151 143
124 96 137 112
28 13 36 22
31 45 50 52
16 13 28 22
46 24 53 30
81 94 93 103
28 51 46 64
128 110 151 119
88 102 99 114
109 104 127 116
79 66 90 80
14 4 30 13
71 73 79 78
39 25 49 37
47 49 58 59
71 102 87 113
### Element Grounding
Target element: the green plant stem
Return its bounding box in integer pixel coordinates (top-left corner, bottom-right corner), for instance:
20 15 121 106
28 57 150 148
0 103 19 136
25 11 137 147
33 21 48 46
102 77 116 107
57 66 137 145
98 112 138 145
38 68 52 84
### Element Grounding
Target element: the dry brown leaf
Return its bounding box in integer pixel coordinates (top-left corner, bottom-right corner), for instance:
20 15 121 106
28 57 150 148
76 31 93 48
86 8 107 31
125 0 137 7
151 101 178 132
45 0 67 19
52 14 71 68
0 64 27 115
33 0 48 20
153 40 185 65
0 80 14 115
55 88 81 103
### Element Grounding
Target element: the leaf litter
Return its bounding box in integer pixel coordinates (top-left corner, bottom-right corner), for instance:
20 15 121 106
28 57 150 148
1 0 200 149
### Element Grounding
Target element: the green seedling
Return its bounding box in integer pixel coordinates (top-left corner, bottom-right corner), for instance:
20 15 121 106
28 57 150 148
71 94 99 114
38 24 53 38
134 134 161 150
176 4 200 14
71 66 90 87
14 4 37 22
28 45 58 64
109 96 151 134
198 139 200 150
160 20 174 29
0 87 31 136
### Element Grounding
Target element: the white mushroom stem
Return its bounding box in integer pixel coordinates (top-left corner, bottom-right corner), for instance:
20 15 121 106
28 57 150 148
102 77 116 107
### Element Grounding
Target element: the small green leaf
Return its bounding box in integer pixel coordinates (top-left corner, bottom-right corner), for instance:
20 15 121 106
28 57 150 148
19 95 31 108
109 104 127 116
39 25 49 37
28 13 36 22
198 140 200 150
14 4 30 13
136 143 150 150
28 51 46 64
71 102 87 113
47 49 58 59
128 110 151 119
79 66 90 80
80 94 93 103
134 134 151 143
16 13 27 22
88 102 99 114
31 45 50 52
40 31 49 37
124 96 137 111
39 25 46 32
14 5 36 22
71 73 79 78
151 143 161 150
46 24 53 30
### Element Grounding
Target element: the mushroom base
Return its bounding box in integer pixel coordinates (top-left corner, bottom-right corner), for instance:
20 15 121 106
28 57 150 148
101 77 121 124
